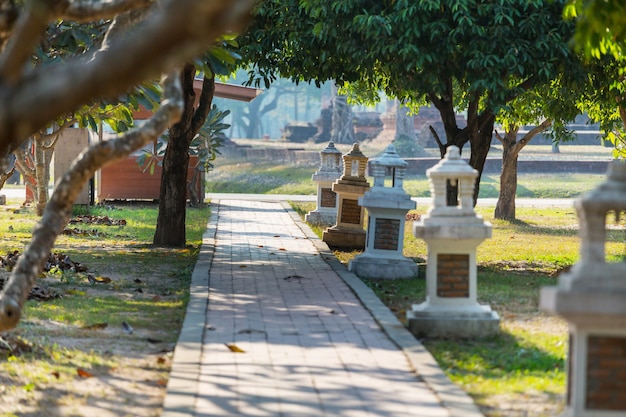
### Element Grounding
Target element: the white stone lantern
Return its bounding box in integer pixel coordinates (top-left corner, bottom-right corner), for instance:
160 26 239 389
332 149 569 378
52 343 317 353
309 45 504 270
305 141 342 225
541 160 626 417
407 146 499 338
349 144 417 279
322 143 370 249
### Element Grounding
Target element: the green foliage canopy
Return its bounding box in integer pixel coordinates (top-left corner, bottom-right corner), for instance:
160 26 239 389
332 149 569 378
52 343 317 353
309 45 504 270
565 0 626 60
243 0 575 111
241 0 581 197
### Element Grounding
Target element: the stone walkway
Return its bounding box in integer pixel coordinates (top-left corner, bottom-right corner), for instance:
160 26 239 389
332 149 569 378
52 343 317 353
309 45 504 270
162 199 484 417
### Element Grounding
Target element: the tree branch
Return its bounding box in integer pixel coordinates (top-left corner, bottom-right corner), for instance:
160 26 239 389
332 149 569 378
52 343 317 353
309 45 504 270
0 0 255 155
429 125 444 150
494 129 504 144
41 118 77 150
519 118 552 147
191 74 215 133
0 70 184 332
0 0 53 82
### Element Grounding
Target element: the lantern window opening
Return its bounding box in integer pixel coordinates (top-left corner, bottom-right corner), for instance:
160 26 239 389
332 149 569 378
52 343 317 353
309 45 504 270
351 160 359 176
382 166 396 188
445 178 459 207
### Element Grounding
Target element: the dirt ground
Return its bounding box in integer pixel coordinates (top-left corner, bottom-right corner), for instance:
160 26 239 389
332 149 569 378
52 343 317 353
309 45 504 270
0 255 185 417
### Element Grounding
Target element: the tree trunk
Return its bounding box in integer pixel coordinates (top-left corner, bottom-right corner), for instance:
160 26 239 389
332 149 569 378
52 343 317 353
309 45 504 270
34 136 49 216
153 64 214 247
494 119 552 220
468 114 496 203
494 129 520 220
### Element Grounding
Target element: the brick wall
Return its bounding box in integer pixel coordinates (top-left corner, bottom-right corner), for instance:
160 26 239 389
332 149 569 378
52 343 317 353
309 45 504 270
320 188 337 208
340 199 361 224
586 335 626 410
436 254 470 298
373 218 400 251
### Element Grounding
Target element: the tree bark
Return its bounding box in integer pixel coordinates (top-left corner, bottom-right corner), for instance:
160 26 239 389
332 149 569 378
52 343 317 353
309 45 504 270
494 119 552 220
494 128 520 220
0 71 183 332
153 64 214 247
468 113 496 203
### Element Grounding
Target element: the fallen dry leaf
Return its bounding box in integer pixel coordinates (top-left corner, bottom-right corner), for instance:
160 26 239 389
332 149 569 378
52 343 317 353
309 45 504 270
76 368 94 378
225 343 245 353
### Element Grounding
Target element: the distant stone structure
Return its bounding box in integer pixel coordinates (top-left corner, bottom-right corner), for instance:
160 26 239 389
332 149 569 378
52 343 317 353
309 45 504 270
282 122 317 143
305 142 342 226
407 146 499 338
541 160 626 417
322 143 370 249
349 144 417 279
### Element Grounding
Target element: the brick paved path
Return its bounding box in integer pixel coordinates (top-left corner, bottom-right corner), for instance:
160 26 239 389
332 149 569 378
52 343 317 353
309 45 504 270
191 200 449 417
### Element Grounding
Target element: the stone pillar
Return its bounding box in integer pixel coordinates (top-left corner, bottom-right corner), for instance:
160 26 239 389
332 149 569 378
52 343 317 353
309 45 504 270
407 146 499 338
53 128 91 205
349 144 417 279
322 143 370 249
305 141 342 226
540 160 626 417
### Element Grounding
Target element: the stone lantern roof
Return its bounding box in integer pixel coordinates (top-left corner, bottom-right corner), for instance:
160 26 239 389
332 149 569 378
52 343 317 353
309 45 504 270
312 141 342 184
371 144 408 190
318 141 342 173
340 143 369 182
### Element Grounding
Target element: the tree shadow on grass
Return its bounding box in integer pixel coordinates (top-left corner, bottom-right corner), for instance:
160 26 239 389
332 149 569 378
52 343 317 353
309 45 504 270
422 328 565 393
